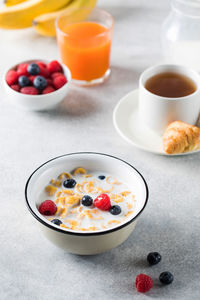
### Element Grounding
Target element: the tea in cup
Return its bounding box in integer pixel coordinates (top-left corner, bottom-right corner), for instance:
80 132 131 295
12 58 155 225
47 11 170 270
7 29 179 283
139 64 200 135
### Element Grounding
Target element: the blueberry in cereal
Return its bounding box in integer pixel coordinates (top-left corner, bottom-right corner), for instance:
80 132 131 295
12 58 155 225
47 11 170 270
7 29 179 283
81 195 93 206
98 175 105 180
38 167 137 232
63 178 76 188
109 205 121 215
51 219 62 226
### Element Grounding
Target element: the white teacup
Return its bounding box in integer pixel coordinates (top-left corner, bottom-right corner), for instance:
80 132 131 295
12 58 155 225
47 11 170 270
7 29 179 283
139 64 200 135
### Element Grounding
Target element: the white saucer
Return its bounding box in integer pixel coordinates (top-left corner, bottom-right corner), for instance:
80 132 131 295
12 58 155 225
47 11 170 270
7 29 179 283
113 89 200 156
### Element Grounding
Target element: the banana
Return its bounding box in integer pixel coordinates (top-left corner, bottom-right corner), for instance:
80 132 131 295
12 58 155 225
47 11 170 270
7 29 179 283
33 0 97 37
4 0 27 7
0 0 72 29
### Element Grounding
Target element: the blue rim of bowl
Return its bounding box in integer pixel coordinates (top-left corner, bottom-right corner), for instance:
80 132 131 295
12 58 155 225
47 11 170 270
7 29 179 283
25 152 149 236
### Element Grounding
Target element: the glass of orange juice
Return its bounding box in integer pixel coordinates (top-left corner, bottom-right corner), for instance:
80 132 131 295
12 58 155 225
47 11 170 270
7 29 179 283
56 7 114 86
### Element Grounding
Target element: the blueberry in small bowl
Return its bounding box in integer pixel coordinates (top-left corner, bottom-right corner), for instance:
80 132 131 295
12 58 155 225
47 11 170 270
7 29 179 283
18 75 31 87
27 63 40 75
33 76 47 90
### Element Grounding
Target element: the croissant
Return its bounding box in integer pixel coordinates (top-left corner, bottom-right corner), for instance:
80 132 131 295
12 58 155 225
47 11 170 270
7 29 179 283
163 121 200 154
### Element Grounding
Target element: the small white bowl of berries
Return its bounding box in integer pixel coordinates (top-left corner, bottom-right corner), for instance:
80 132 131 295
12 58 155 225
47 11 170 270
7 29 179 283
4 59 71 111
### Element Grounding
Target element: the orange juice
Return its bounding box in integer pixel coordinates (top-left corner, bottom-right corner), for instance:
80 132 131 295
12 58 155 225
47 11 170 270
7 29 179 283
57 21 112 82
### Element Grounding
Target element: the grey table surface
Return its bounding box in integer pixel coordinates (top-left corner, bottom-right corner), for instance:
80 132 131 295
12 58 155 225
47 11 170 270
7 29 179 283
1 0 200 299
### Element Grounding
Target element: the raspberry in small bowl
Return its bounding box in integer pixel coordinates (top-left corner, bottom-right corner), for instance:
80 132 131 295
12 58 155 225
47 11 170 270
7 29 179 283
3 59 71 111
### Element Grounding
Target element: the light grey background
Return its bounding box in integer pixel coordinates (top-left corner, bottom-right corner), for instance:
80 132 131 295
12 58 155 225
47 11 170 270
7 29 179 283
1 0 200 299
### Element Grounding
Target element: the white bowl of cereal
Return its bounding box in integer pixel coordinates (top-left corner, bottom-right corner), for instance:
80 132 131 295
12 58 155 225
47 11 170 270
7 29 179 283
25 152 148 255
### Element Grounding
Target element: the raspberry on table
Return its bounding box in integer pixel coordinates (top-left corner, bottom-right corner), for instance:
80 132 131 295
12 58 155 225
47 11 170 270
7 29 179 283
135 274 153 293
6 70 19 85
39 200 57 216
94 193 111 211
17 63 29 76
42 86 55 94
53 75 67 89
10 84 20 92
136 274 148 286
47 60 62 73
20 87 38 95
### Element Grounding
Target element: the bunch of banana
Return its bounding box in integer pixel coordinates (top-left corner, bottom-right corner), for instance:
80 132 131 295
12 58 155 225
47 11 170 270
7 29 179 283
0 0 72 29
33 0 97 37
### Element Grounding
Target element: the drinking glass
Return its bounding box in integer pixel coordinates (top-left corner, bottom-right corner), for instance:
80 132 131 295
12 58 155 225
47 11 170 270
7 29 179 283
56 7 114 86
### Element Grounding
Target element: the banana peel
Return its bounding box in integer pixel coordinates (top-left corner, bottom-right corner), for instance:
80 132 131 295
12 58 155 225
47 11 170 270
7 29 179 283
33 0 97 37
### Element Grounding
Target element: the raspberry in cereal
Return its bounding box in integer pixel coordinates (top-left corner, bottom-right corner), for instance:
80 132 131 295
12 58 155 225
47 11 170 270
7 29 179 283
39 200 57 215
94 194 111 211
